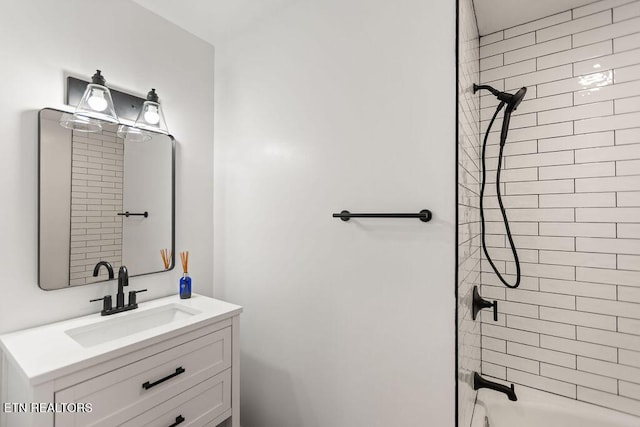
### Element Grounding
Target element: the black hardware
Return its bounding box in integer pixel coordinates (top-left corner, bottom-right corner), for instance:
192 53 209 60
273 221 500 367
128 289 148 307
332 209 432 223
473 372 517 401
142 367 186 390
116 266 129 308
168 415 185 427
93 261 114 280
89 295 112 314
472 286 498 321
117 211 149 218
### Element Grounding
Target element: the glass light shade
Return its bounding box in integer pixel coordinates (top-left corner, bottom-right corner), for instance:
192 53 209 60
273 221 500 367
59 112 102 133
74 83 119 124
134 100 169 134
117 124 152 142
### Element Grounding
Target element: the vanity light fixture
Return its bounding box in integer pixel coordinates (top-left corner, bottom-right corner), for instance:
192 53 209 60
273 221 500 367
60 70 119 132
135 89 169 134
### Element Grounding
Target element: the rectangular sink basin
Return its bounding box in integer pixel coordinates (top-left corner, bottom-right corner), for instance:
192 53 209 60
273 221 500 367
65 303 201 348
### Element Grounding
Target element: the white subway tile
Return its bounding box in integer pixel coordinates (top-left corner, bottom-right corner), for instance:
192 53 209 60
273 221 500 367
579 356 640 383
539 250 617 269
505 37 571 65
480 59 536 83
509 367 577 398
620 349 640 367
575 80 640 106
508 341 576 368
513 236 574 251
616 96 640 114
485 221 539 235
480 31 504 47
575 16 640 47
505 65 573 90
508 315 576 338
577 144 640 163
541 363 617 393
482 323 540 346
539 193 617 208
578 296 640 319
540 40 612 69
539 278 616 300
486 207 574 222
507 288 575 308
620 317 640 334
576 177 640 192
574 0 635 19
619 255 640 271
541 334 618 361
484 247 539 263
480 33 535 58
482 273 539 291
575 112 640 134
540 71 613 97
540 306 617 330
507 181 575 196
507 122 575 143
574 48 640 76
480 54 504 71
577 236 640 255
578 387 640 417
618 223 640 238
620 381 640 400
615 63 640 83
481 113 537 134
482 361 507 379
499 300 540 318
484 140 538 158
614 1 640 21
616 128 640 145
484 194 538 209
540 163 616 180
537 11 611 43
505 11 572 39
618 191 640 206
615 32 640 53
577 266 640 286
517 93 573 116
483 336 507 352
482 349 540 374
507 151 573 169
539 101 614 125
539 132 614 152
508 262 575 280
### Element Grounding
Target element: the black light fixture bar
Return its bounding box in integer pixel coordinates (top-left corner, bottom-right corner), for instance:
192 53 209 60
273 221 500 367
66 76 146 122
332 209 432 223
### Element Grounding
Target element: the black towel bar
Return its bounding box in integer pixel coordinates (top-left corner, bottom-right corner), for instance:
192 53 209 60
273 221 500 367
332 209 432 223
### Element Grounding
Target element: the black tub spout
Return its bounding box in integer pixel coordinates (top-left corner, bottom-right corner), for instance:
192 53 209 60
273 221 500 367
473 372 517 401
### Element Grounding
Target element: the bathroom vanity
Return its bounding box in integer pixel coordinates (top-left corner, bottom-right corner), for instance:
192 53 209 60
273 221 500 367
0 294 241 427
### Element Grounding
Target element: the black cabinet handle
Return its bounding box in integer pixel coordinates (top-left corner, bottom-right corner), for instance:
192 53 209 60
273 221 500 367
168 415 185 427
142 367 185 390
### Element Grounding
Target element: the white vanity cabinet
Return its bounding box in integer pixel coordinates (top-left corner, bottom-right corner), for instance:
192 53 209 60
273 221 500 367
0 295 241 427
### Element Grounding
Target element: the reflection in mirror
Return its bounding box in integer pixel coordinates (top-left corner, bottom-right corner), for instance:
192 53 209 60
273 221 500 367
39 108 174 290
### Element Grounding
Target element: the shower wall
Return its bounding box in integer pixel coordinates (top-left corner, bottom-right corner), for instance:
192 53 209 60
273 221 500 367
457 0 481 425
478 0 640 416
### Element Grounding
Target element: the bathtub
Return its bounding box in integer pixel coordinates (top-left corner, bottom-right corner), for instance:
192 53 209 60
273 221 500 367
471 384 640 427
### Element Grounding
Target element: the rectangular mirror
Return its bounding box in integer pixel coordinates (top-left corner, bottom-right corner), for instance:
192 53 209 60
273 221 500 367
38 108 174 290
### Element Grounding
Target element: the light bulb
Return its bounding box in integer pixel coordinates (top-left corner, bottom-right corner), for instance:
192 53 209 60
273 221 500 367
87 88 108 112
143 104 160 125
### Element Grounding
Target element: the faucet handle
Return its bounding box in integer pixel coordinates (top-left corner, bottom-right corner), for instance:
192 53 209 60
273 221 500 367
128 289 147 307
90 295 113 314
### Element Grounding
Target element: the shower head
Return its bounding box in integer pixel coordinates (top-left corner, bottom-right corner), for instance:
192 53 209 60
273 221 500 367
473 84 527 112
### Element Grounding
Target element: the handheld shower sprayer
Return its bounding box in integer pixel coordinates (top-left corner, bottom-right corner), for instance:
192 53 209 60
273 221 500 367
474 83 527 289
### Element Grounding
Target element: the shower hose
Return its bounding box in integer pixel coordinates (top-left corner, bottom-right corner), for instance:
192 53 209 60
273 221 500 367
479 102 521 288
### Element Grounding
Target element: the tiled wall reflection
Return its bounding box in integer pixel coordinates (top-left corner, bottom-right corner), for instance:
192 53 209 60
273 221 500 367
458 0 481 424
479 0 640 416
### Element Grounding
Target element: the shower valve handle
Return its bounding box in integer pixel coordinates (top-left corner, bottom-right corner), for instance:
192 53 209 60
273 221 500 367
472 286 498 322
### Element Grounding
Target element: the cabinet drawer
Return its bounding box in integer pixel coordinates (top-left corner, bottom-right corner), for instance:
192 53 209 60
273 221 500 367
121 368 231 427
55 327 231 427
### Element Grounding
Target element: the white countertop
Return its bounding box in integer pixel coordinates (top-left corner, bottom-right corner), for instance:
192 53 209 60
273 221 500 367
0 294 242 385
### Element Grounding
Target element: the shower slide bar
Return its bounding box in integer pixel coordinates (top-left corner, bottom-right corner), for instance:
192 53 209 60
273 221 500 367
332 209 432 223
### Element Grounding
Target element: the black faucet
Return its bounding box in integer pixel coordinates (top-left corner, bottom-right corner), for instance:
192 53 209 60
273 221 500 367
473 372 517 401
93 261 114 280
116 266 128 308
89 264 147 316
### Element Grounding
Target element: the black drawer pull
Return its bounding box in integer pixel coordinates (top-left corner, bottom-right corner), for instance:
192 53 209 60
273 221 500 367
142 367 185 390
168 415 185 427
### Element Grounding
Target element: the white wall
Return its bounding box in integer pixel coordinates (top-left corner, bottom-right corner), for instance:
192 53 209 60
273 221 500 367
213 1 456 425
0 0 214 334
